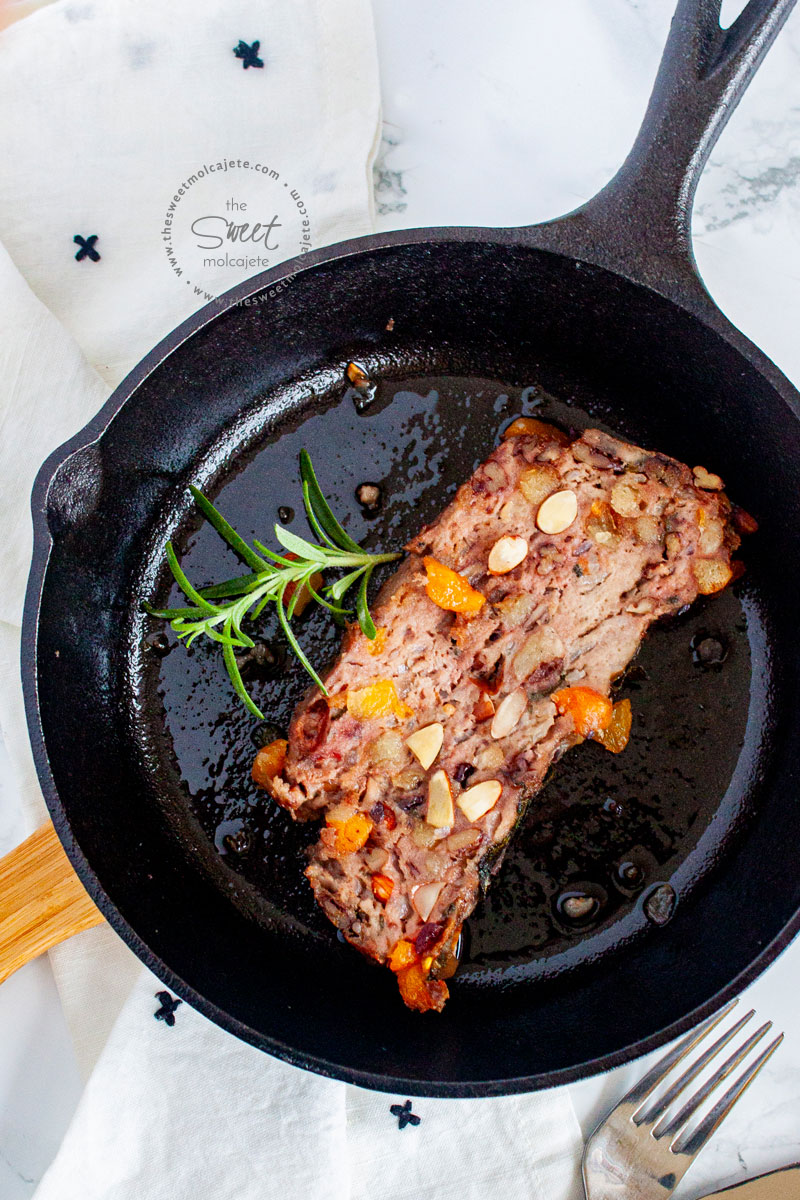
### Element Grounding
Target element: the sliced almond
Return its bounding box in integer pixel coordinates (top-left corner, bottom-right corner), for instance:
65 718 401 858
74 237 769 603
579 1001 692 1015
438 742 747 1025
426 769 454 827
412 881 444 922
445 828 482 852
536 489 578 535
488 535 528 575
406 722 444 770
457 779 502 822
693 465 724 491
491 688 528 739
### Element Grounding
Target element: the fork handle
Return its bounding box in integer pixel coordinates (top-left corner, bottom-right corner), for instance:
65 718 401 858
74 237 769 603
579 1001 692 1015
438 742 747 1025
0 821 104 984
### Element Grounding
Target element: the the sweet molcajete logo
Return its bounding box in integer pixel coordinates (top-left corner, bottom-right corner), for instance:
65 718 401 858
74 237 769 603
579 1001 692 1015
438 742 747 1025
162 158 313 304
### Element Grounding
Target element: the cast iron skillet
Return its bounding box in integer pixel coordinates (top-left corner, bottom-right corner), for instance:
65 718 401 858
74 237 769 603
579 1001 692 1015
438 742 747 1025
23 0 800 1096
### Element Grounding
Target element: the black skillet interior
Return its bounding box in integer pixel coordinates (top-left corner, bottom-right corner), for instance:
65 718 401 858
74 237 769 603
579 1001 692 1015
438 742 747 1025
32 236 800 1094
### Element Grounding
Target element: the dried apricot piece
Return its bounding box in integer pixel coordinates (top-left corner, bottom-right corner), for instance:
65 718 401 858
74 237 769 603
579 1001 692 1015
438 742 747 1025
396 963 449 1012
597 699 632 754
502 416 569 444
423 556 486 616
552 686 613 739
251 739 288 788
326 812 373 856
388 938 419 972
346 680 413 721
366 626 388 656
371 873 394 903
587 500 621 547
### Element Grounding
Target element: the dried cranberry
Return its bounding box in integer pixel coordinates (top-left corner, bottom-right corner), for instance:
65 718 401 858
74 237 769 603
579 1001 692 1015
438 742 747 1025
415 921 445 956
295 697 330 754
395 792 424 813
528 658 563 691
369 801 397 830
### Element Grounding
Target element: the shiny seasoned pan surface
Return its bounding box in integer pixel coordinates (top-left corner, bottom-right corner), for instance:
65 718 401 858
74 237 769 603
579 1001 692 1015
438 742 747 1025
143 374 754 981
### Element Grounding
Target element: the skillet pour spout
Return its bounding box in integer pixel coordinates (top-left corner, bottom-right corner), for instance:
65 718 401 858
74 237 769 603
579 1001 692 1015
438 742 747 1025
21 0 800 1095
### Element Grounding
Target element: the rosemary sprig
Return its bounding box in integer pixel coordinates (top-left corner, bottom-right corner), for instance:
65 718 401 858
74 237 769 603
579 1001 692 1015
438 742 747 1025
146 450 401 718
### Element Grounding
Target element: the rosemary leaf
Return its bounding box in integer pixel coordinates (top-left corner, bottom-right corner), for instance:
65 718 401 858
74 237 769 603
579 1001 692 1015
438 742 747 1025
302 478 338 550
144 603 208 620
273 525 328 564
356 568 377 640
252 539 299 568
305 577 351 615
189 486 267 573
276 584 327 693
166 544 217 614
299 449 362 553
222 631 265 719
199 573 265 600
147 451 400 714
326 566 366 602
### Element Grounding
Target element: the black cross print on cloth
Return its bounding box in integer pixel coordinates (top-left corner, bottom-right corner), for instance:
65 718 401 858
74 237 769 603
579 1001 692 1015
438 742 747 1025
153 991 182 1026
73 234 100 262
233 39 264 69
389 1100 421 1130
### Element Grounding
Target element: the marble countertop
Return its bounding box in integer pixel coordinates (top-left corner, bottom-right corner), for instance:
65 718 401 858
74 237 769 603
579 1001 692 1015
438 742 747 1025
3 0 800 1195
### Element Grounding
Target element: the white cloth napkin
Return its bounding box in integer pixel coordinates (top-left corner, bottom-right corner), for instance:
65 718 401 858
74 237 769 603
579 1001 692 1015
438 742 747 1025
28 966 582 1200
0 1 584 1197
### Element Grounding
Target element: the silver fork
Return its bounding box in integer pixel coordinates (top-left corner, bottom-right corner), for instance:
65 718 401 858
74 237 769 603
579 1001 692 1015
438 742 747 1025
582 1000 783 1200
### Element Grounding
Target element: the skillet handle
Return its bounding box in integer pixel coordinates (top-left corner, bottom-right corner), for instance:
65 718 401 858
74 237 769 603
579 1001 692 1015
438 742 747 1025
0 821 104 985
525 0 797 297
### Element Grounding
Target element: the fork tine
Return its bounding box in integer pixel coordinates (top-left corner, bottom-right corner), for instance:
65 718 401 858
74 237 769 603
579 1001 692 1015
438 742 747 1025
621 999 738 1110
654 1020 773 1140
655 1021 773 1141
639 1007 758 1126
636 1008 755 1125
670 1032 783 1156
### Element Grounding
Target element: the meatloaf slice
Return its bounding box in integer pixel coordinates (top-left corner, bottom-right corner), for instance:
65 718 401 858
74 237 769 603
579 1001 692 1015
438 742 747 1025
257 420 746 1011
